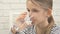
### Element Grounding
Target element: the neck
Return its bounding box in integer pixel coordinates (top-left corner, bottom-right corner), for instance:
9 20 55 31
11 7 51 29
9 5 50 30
35 20 49 34
36 20 49 29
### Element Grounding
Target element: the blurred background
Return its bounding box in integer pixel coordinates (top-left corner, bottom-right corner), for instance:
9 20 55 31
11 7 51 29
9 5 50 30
0 0 60 34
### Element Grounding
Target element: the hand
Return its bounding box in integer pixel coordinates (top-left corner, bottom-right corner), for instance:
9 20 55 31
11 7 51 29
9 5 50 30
15 12 28 31
11 12 31 34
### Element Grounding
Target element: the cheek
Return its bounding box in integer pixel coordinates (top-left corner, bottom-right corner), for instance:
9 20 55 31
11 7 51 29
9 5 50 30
32 12 46 21
37 13 46 21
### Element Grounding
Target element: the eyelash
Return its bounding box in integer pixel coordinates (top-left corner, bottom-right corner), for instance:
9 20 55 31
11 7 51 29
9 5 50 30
27 9 39 13
32 9 39 12
27 9 30 12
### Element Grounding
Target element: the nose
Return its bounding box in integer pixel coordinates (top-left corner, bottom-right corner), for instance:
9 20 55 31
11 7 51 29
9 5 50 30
29 12 32 17
29 13 33 19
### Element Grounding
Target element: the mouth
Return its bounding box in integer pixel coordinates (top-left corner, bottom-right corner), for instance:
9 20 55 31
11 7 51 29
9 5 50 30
30 18 35 23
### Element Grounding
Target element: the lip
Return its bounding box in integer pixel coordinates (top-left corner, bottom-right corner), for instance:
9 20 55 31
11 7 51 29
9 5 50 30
30 18 35 23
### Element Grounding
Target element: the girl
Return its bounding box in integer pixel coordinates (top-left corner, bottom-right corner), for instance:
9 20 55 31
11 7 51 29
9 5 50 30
11 0 60 34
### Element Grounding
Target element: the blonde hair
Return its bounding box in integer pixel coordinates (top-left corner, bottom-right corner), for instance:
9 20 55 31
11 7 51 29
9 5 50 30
27 0 54 34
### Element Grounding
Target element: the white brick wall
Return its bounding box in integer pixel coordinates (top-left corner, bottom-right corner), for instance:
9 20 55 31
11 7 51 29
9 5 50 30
0 0 60 34
53 0 60 26
0 0 26 34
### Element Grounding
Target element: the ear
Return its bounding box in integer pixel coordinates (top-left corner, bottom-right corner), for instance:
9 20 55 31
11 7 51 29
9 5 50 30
47 8 52 17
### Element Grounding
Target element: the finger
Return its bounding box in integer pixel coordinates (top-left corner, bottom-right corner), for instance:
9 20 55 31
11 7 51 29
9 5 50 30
19 12 27 19
20 12 27 15
16 12 27 21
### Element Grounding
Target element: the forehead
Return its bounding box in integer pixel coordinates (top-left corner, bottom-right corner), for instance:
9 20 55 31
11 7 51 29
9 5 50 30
26 1 43 9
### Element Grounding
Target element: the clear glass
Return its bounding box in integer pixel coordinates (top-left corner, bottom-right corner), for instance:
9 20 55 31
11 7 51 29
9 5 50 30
11 12 32 31
24 12 32 25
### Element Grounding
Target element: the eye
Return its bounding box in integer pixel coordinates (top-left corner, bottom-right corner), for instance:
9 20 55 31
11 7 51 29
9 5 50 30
27 8 30 12
32 9 39 12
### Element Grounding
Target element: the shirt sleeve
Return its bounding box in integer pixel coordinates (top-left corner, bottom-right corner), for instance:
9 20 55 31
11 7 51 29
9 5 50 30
50 26 60 34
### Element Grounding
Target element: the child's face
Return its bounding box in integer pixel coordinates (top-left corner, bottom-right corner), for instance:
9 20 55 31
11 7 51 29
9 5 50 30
26 1 48 25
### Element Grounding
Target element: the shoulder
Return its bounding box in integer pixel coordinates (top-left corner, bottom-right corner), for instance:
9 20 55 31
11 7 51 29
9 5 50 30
51 25 60 34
